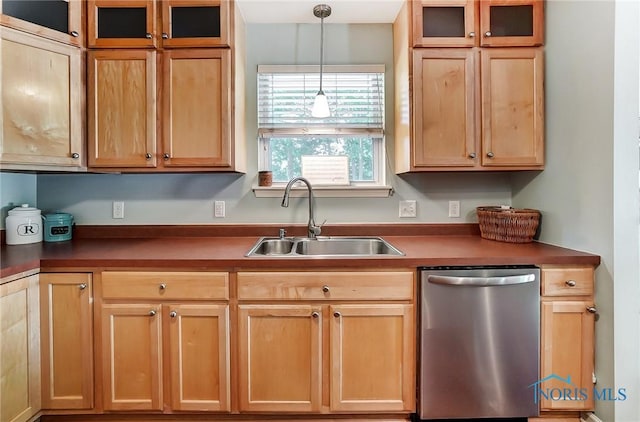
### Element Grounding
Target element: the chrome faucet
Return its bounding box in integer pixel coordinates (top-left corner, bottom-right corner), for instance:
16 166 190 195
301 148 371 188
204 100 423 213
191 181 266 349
281 177 322 239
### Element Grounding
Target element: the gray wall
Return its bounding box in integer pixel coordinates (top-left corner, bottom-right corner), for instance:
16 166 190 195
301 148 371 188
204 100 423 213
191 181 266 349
32 23 511 227
0 173 37 225
512 1 640 420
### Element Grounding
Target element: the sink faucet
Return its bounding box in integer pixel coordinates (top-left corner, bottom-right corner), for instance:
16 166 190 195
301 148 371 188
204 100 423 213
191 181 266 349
281 177 323 239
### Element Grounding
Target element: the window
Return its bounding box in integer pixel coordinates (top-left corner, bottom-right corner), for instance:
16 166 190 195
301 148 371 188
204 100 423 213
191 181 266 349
257 65 386 188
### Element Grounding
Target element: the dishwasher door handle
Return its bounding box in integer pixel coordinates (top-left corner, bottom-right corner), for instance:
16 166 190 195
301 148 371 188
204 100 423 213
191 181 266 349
426 273 536 286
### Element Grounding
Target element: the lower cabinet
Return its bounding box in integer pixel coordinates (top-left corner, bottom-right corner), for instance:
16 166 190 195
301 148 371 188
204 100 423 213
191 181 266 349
39 273 93 410
0 272 41 422
539 265 596 412
97 271 230 413
237 270 416 414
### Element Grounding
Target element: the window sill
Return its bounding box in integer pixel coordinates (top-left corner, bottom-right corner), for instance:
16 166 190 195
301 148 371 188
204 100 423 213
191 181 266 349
252 185 393 198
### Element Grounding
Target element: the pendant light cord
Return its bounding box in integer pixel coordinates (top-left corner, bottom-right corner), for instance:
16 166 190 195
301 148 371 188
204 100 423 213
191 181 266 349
319 14 324 94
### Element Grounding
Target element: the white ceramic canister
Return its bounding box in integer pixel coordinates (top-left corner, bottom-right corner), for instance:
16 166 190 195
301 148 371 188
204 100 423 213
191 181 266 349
6 204 43 245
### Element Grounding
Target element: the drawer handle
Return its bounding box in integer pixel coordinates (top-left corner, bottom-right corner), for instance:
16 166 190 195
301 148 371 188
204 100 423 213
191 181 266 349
322 285 330 293
149 310 157 316
78 283 87 290
159 283 167 290
311 311 320 318
70 30 79 37
333 311 341 318
169 311 177 318
586 306 597 314
565 280 577 287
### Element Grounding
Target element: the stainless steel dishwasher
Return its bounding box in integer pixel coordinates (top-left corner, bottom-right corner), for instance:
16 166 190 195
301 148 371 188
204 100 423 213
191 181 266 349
419 266 540 420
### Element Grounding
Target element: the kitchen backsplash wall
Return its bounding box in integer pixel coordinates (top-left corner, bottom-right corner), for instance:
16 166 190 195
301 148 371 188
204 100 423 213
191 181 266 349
1 173 37 226
6 23 512 228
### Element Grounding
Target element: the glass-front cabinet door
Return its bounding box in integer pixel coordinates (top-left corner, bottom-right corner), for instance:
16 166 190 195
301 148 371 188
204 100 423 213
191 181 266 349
413 0 543 47
161 0 229 47
0 0 83 46
87 0 156 48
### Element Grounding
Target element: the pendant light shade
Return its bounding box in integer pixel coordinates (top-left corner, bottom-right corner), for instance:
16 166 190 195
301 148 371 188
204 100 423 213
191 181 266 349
311 4 331 118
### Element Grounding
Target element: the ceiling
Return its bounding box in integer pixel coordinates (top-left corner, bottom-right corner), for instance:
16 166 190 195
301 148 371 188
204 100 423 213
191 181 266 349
235 0 404 24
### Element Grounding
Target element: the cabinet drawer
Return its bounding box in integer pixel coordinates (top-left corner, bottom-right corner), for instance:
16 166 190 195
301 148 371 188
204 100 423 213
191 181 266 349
237 271 414 301
101 271 228 300
541 266 594 296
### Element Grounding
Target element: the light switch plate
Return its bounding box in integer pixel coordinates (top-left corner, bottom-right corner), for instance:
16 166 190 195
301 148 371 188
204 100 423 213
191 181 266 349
112 201 124 219
214 201 225 218
399 200 417 218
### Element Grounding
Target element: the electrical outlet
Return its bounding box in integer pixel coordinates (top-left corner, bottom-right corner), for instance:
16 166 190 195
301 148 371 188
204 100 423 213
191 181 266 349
448 200 460 218
399 200 417 218
112 201 124 219
214 201 225 218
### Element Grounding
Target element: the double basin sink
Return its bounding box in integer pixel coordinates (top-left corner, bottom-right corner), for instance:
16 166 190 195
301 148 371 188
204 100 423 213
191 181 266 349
246 236 404 257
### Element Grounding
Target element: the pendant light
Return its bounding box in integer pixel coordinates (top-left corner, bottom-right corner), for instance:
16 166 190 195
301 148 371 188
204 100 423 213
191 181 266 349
311 4 331 118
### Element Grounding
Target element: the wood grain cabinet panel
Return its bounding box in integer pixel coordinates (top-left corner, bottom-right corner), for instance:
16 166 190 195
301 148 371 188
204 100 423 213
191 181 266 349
39 273 93 410
238 305 322 413
541 265 594 297
162 49 231 167
100 303 162 411
0 274 40 422
0 28 84 171
87 50 157 168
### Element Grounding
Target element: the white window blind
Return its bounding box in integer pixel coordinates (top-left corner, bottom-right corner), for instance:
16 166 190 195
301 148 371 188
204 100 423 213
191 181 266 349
257 65 385 133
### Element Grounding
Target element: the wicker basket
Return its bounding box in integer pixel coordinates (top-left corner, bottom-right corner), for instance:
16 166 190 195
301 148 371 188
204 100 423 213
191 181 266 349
476 206 541 243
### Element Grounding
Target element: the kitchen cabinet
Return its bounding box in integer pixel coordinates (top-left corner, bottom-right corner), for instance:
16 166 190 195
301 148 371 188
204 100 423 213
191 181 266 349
394 0 544 173
0 27 85 171
87 0 245 172
540 265 596 412
412 0 544 47
39 273 93 410
237 271 415 414
0 272 41 422
88 0 229 48
0 0 84 46
97 271 230 412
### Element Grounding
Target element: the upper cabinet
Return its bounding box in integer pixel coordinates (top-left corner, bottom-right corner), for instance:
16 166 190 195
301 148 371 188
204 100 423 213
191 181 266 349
88 0 230 48
413 0 544 47
0 0 84 46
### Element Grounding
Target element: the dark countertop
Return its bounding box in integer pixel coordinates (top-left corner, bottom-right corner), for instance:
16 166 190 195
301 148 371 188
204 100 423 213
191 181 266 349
1 234 601 278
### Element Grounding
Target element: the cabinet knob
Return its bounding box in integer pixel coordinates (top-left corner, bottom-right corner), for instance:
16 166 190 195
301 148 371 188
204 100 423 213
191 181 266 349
159 283 167 290
333 311 341 318
322 285 330 293
145 153 153 160
565 280 577 287
162 33 169 39
78 283 87 290
468 31 475 38
586 306 597 314
170 311 177 318
486 152 495 158
145 33 153 39
71 152 80 159
70 30 79 37
485 31 492 37
468 152 476 159
149 310 157 316
311 311 320 318
163 153 170 160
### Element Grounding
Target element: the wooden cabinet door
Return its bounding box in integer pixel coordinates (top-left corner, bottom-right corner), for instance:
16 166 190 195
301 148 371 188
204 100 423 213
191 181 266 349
166 304 230 411
329 304 414 413
88 50 157 168
0 0 83 46
412 48 479 168
481 47 544 167
479 0 544 47
101 303 162 411
540 301 595 411
238 305 322 412
161 0 230 48
39 273 93 410
1 28 83 170
412 0 478 47
87 0 156 48
161 49 231 168
0 274 40 422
